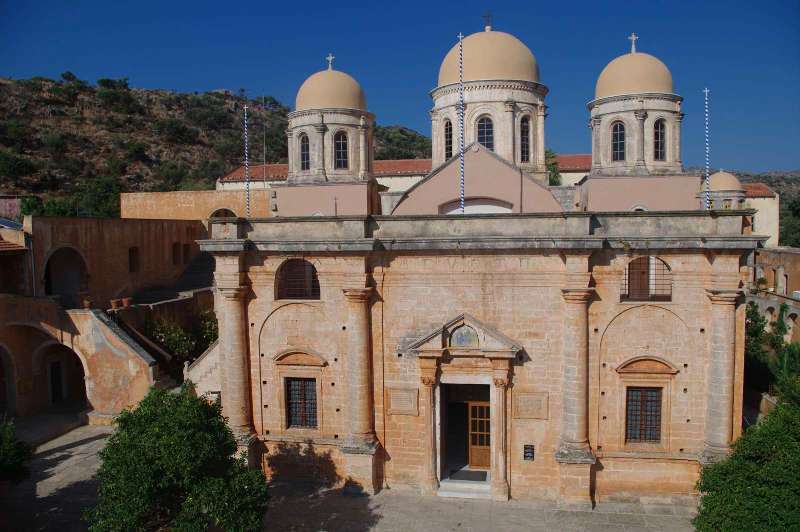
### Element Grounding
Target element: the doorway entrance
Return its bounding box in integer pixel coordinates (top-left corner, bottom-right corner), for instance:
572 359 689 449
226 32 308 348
441 383 490 482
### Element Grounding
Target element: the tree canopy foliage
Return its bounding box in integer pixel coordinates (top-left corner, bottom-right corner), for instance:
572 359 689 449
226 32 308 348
86 384 268 531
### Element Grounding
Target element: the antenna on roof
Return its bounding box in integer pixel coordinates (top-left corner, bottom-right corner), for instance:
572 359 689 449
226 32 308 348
262 95 267 184
458 31 466 214
703 87 711 209
244 102 251 217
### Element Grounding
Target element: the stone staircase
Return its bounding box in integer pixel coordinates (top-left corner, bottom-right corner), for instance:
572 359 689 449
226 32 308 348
134 251 214 304
436 478 492 500
185 340 220 398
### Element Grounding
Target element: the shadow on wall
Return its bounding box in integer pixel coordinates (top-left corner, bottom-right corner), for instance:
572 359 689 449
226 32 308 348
264 441 382 532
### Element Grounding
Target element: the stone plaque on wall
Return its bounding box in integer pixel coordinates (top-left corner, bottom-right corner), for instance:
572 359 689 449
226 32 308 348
387 387 419 416
513 392 549 420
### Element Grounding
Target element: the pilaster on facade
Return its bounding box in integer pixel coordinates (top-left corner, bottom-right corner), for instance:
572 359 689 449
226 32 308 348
702 288 741 465
504 100 516 165
634 109 648 172
358 119 369 180
314 123 328 179
490 359 511 500
342 287 376 447
535 104 547 173
419 356 440 494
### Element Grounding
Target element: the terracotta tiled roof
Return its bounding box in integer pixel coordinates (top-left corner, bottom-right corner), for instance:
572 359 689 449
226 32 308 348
219 154 592 182
0 237 26 253
557 154 592 172
743 182 776 199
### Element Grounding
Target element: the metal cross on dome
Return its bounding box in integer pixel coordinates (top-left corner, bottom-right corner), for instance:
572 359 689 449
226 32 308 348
628 32 639 53
483 11 492 29
326 53 335 70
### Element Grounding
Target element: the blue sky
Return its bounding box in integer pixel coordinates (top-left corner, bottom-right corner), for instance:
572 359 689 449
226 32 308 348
1 0 798 172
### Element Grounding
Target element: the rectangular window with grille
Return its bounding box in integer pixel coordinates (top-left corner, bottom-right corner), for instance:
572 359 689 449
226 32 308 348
625 387 662 443
286 377 317 428
520 117 530 163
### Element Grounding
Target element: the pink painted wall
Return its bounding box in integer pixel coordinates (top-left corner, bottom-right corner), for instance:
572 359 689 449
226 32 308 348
392 145 563 215
580 176 702 212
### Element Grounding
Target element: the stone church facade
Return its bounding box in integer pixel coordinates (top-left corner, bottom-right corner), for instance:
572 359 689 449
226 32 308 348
196 25 763 504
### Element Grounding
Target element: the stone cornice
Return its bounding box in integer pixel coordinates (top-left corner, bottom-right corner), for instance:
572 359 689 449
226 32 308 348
587 92 683 110
342 287 374 302
288 108 375 120
706 289 743 305
431 79 549 99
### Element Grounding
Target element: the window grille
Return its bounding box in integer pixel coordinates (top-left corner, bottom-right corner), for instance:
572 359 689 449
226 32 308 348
300 134 310 171
654 119 666 161
477 117 494 151
275 259 320 299
612 122 626 161
621 256 672 301
286 377 317 428
520 116 530 163
444 120 453 160
625 387 662 443
334 131 348 169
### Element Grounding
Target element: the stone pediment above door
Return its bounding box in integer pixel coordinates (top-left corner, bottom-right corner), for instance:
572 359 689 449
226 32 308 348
398 313 522 359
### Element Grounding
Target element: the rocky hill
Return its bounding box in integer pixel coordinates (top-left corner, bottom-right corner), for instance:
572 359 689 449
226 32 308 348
0 74 430 215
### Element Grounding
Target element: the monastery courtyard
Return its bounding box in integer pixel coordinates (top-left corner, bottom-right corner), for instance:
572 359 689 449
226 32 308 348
3 426 694 532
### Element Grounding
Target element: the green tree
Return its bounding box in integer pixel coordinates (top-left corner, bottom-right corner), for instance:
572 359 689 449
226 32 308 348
0 149 37 179
76 175 122 217
85 384 268 531
694 400 800 531
545 149 561 186
0 418 34 484
780 196 800 247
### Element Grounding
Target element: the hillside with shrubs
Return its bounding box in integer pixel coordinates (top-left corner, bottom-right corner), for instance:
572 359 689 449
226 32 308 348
0 73 430 217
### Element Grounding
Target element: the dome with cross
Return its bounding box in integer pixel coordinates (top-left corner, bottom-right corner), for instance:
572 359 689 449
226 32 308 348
437 25 540 87
594 34 673 100
295 54 366 111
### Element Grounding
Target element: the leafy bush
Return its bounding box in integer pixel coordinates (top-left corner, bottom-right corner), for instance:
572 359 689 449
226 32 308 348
0 418 34 484
0 149 37 179
0 119 32 150
76 175 122 217
85 385 268 531
41 132 68 156
145 318 197 360
156 118 199 145
546 148 561 186
196 310 219 351
694 401 800 531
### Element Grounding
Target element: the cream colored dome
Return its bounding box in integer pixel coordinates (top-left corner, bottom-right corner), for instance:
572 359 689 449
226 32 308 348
438 28 539 87
295 69 366 111
708 171 743 192
595 52 673 99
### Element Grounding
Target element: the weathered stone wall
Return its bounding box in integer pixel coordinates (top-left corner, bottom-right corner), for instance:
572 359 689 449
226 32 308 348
120 190 272 221
0 295 155 420
26 216 206 308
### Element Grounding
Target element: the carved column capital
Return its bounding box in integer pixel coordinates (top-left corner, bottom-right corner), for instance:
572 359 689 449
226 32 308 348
343 287 374 303
493 377 509 388
634 110 648 121
676 112 685 122
218 286 247 300
421 375 437 387
706 289 742 305
561 288 595 304
313 123 327 134
504 100 516 112
285 128 293 138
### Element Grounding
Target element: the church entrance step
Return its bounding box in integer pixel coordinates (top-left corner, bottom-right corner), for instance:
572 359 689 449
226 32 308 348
436 478 492 500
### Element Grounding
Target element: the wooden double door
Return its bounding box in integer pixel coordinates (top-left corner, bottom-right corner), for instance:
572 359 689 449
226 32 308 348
468 401 490 469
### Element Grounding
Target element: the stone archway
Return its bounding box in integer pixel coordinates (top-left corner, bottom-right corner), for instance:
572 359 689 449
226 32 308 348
38 343 87 412
44 246 88 309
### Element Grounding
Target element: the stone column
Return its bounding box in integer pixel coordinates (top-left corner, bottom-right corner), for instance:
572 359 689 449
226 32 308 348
343 288 375 444
536 104 547 173
776 266 787 295
504 100 516 164
702 290 740 464
286 128 294 177
314 122 327 179
590 118 602 172
673 112 684 166
217 284 253 442
556 288 594 461
419 357 439 494
634 109 648 171
490 359 510 500
430 111 441 166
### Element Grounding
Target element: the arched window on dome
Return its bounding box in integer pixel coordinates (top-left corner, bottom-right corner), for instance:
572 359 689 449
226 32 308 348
653 119 666 161
334 131 348 169
477 116 494 151
612 122 625 162
275 259 320 300
299 134 310 171
444 120 453 160
520 116 531 163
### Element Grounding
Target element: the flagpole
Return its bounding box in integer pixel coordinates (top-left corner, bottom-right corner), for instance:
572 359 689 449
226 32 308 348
458 32 465 214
